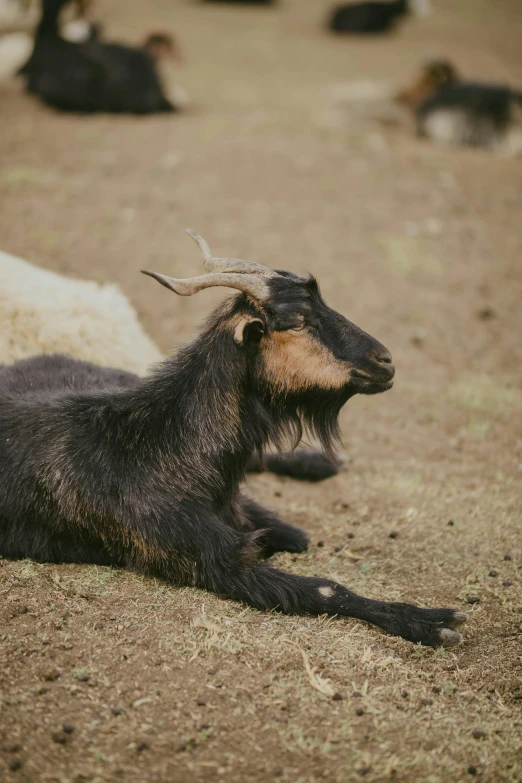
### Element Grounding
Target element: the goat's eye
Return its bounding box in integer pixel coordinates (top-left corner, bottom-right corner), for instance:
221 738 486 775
289 323 316 335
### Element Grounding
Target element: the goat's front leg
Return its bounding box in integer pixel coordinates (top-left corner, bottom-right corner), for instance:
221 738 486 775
130 519 466 647
237 496 309 557
197 545 468 647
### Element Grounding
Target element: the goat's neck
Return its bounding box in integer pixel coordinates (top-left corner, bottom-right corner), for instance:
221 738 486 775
128 328 271 504
37 0 64 39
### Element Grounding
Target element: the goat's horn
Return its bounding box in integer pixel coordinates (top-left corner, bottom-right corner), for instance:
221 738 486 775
141 270 271 300
185 229 277 277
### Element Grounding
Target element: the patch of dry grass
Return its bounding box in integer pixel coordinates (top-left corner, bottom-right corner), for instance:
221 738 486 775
1 465 520 782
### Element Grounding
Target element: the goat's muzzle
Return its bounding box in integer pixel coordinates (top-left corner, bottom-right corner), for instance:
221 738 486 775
351 345 395 395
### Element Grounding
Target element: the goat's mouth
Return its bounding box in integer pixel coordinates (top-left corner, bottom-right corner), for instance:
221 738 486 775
358 378 394 395
350 369 395 395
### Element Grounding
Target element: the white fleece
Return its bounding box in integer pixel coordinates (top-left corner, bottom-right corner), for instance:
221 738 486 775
0 250 164 375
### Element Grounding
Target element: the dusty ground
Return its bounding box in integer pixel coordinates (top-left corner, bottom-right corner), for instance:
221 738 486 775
1 0 522 781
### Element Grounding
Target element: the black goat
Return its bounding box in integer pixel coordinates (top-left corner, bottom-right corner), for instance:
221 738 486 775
0 230 467 647
19 0 178 114
399 61 522 153
328 0 429 34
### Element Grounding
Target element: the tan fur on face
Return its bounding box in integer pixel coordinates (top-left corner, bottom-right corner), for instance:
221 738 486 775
261 330 350 393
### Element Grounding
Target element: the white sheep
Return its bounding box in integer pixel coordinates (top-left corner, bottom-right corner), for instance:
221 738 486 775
0 250 163 375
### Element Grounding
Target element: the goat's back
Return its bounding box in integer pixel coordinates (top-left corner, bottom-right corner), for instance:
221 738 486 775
87 42 173 114
0 354 138 400
0 354 142 564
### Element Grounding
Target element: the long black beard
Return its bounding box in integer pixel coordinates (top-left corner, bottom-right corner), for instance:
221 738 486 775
258 385 355 462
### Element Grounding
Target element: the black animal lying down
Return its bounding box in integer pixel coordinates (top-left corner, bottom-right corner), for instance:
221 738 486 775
0 230 467 647
327 0 427 34
20 0 178 114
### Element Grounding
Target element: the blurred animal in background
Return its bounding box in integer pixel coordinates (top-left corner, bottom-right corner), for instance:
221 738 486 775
396 59 456 109
328 0 430 35
0 229 468 647
143 31 183 64
322 59 522 157
398 60 522 155
141 30 189 110
0 250 163 375
19 0 185 113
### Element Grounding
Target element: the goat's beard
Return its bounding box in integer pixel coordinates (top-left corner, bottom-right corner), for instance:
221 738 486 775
260 384 355 462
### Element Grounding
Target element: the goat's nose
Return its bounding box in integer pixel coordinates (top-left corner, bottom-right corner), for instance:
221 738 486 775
374 348 393 365
370 346 395 380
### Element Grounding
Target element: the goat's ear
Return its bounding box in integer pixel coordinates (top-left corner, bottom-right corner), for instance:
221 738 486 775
234 318 265 346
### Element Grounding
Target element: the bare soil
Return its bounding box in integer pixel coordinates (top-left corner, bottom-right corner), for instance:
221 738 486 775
1 1 521 781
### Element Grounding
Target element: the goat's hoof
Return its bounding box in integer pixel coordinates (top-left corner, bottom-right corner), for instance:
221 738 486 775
274 530 309 554
430 609 468 647
438 628 463 646
261 527 309 557
396 606 469 647
286 531 309 553
436 611 469 647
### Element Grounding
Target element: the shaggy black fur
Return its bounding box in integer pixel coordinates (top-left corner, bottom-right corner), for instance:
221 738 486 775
20 0 174 114
0 273 467 646
328 0 407 34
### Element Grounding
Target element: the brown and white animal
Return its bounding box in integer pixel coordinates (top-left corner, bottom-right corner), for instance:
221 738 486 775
398 60 522 155
0 230 468 647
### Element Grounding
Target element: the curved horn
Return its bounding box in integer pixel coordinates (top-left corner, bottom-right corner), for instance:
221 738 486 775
141 269 271 300
185 229 277 277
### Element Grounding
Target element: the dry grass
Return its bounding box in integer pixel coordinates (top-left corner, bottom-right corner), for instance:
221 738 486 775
1 0 522 781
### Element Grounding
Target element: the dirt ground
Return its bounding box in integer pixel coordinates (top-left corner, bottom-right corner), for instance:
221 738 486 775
1 1 522 781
